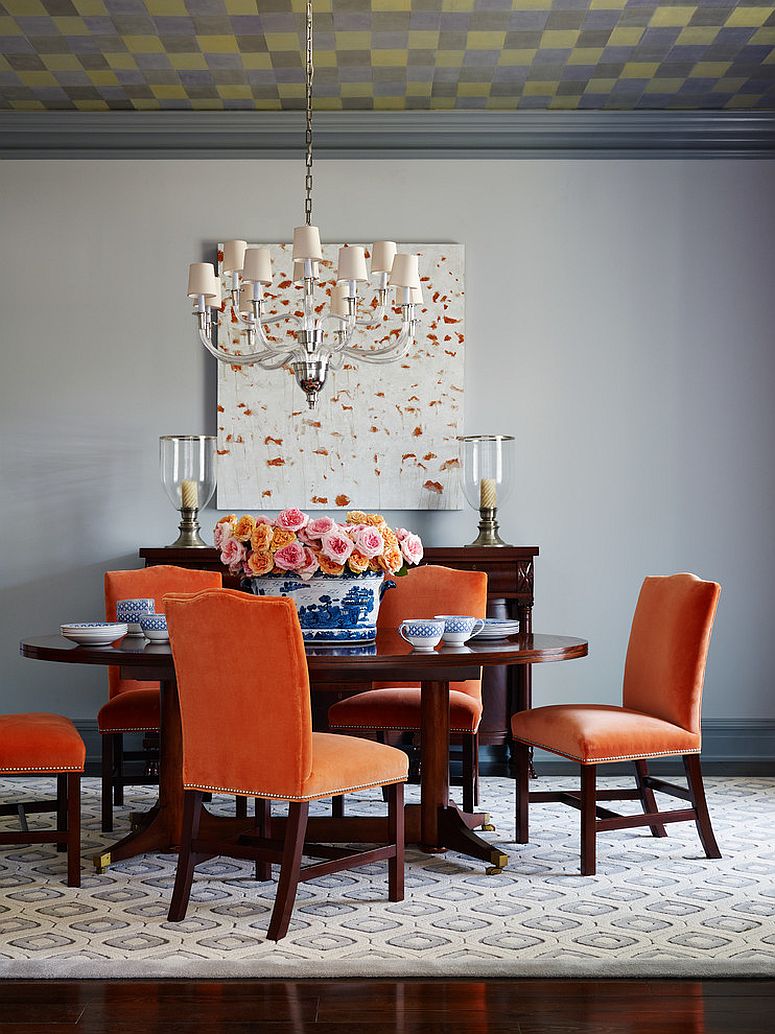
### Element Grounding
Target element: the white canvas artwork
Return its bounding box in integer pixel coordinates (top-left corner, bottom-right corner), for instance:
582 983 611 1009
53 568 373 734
216 243 464 512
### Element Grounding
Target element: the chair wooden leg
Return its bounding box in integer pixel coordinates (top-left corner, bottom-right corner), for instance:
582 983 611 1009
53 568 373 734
462 734 475 814
634 759 668 837
515 740 530 844
235 796 248 820
56 774 67 852
683 754 721 859
66 773 81 888
267 801 309 942
168 790 204 922
100 734 113 833
473 732 480 808
255 798 272 882
580 764 597 876
387 782 404 903
331 795 345 818
113 735 124 806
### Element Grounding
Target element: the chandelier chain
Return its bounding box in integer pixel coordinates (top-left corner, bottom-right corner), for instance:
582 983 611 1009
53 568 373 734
304 0 314 226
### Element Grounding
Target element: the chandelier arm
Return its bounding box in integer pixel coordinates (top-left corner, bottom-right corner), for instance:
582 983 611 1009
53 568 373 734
339 324 414 364
198 327 293 367
354 305 387 328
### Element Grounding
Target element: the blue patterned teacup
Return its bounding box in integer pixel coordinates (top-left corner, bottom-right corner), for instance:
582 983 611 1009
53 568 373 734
434 614 486 645
139 614 168 642
399 619 445 651
116 598 155 635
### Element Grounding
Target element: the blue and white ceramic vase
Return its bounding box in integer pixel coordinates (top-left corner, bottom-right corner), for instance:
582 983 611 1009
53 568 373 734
242 572 395 644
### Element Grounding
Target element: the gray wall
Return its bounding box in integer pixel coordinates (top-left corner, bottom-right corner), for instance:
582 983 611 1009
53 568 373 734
1 158 774 734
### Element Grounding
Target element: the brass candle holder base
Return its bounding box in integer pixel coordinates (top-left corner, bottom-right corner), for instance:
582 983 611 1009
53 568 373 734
169 507 208 548
466 507 511 548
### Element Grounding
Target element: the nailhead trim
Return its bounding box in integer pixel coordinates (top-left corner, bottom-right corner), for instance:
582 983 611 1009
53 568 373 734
511 734 701 765
98 726 160 734
0 764 83 772
184 775 408 802
330 722 480 734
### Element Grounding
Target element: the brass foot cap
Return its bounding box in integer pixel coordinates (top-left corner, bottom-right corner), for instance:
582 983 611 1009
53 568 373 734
485 866 503 876
481 823 496 832
93 851 111 873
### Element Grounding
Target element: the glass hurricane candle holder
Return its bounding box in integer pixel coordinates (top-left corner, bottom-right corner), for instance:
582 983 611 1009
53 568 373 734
458 434 515 547
160 435 217 547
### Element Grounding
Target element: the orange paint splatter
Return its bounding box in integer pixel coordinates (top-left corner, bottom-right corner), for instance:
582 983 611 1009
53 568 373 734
217 404 224 413
443 316 460 324
314 448 329 456
440 458 461 471
262 490 272 498
216 449 230 455
342 405 353 411
402 453 417 462
267 457 285 467
423 452 437 462
412 427 423 437
424 480 444 494
312 496 329 504
305 420 322 429
335 494 350 506
243 409 253 416
369 426 378 433
264 435 283 446
278 280 292 289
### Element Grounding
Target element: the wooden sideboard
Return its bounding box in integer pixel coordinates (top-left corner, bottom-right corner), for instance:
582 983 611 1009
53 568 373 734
139 545 539 772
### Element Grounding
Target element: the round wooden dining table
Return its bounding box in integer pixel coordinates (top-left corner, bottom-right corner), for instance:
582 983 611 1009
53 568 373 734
20 631 587 874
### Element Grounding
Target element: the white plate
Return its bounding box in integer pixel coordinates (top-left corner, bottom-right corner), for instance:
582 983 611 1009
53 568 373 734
61 623 128 646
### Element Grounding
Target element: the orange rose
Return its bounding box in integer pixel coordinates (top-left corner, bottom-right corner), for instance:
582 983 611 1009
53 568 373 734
378 547 403 575
368 558 382 572
245 550 274 576
318 554 344 576
346 510 368 525
233 514 256 542
271 528 297 550
217 513 236 524
347 550 370 574
250 523 274 552
382 526 398 551
362 513 386 527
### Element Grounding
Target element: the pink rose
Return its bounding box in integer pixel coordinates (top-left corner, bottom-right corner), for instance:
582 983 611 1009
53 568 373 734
395 527 409 541
273 542 308 572
214 520 234 549
321 527 355 565
400 532 423 566
255 514 273 526
276 507 309 532
220 537 245 569
306 515 335 539
297 546 320 581
355 526 385 559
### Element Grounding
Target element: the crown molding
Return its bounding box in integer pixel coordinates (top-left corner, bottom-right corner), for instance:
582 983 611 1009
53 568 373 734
1 110 774 160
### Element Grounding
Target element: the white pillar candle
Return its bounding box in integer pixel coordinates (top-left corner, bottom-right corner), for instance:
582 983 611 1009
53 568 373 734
187 262 218 298
389 253 421 290
222 240 247 274
330 282 350 317
371 240 397 274
292 225 323 261
243 247 272 284
479 478 497 509
293 258 320 281
180 479 199 509
337 245 368 284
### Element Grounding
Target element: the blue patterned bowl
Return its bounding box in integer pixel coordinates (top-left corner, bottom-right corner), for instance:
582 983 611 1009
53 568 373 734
399 619 445 651
117 598 156 635
139 614 168 642
434 614 486 645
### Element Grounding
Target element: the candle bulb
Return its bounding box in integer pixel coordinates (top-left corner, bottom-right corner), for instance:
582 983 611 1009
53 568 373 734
479 478 497 510
180 479 199 510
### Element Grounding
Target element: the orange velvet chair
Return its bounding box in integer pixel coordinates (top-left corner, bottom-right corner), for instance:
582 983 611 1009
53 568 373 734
327 565 488 813
0 713 85 886
512 574 721 876
99 566 222 832
164 589 407 941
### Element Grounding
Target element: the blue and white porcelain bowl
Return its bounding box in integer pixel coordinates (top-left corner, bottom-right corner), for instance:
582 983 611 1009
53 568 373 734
140 614 168 642
399 619 445 651
434 614 486 645
60 622 128 646
116 598 155 635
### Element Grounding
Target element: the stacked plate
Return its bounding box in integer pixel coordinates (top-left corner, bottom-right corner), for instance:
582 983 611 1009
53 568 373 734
60 622 128 647
471 618 520 641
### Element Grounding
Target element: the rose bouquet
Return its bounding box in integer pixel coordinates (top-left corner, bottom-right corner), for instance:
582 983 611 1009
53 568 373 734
214 508 423 581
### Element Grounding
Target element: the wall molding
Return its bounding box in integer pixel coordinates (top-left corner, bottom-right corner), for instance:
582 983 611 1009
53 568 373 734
1 111 774 160
73 718 775 777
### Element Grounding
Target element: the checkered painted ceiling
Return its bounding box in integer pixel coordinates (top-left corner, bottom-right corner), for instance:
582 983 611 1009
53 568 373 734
1 1 774 112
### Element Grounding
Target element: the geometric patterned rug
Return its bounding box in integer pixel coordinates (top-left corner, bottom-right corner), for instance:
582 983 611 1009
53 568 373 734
1 776 774 979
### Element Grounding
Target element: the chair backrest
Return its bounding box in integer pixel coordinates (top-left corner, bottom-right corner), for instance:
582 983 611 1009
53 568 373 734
376 565 488 698
165 589 313 799
622 574 721 733
104 566 222 699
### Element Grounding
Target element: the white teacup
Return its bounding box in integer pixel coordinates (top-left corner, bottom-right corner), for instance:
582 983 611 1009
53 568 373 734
434 614 486 645
399 619 445 651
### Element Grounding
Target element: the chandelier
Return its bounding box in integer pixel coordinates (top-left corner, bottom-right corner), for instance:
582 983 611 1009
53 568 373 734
185 0 422 410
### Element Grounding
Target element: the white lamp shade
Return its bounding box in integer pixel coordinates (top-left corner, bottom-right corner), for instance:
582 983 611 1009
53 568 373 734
330 282 350 317
238 285 255 312
205 278 222 308
187 262 218 298
242 247 272 284
371 240 397 274
389 253 421 290
293 259 320 281
292 225 323 261
222 240 247 274
337 245 368 284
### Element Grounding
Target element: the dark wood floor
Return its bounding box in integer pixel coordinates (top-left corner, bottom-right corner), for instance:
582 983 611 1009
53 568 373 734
0 980 772 1033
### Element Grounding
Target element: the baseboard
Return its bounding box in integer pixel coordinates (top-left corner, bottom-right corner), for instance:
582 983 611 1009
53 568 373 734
73 717 775 779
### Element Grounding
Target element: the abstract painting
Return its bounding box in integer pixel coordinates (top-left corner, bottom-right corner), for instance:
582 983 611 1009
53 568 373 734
216 243 464 512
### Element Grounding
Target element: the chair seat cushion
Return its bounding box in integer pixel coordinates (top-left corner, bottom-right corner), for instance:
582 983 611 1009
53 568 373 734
0 713 85 773
97 689 160 734
511 704 701 764
328 687 483 734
